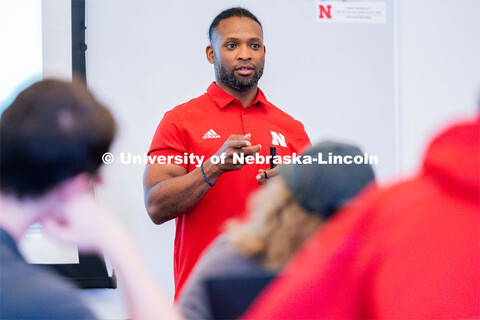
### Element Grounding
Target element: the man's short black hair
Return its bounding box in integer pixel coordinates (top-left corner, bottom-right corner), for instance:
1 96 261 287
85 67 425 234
0 79 116 199
208 7 262 44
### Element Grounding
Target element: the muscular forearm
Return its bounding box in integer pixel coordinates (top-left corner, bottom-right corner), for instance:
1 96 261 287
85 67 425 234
145 160 221 224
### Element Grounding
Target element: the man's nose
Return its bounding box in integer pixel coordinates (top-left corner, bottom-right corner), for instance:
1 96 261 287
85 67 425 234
237 45 251 60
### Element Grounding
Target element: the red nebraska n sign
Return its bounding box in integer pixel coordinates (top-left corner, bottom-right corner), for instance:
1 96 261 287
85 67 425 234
319 5 332 19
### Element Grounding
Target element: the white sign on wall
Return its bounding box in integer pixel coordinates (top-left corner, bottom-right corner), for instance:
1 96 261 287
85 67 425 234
315 1 387 24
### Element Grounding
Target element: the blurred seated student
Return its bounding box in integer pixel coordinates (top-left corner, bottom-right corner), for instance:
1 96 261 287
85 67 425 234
243 115 480 319
177 141 376 319
0 79 180 320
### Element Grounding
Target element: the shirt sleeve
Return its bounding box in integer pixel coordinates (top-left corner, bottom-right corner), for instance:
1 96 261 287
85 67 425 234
297 122 311 153
290 121 311 155
148 110 189 169
0 258 98 320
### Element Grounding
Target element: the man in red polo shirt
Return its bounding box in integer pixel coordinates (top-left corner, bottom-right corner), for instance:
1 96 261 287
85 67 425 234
143 7 310 298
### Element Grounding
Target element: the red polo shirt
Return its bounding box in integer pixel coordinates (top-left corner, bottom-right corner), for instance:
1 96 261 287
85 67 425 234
148 82 310 298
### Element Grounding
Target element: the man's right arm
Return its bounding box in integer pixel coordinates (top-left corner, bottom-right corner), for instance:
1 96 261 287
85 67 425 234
143 160 221 224
143 134 261 224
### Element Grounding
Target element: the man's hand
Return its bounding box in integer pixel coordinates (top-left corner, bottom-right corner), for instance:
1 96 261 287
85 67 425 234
206 133 261 174
256 166 280 185
41 191 125 253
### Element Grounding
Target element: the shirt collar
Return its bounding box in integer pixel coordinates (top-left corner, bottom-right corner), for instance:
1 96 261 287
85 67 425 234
206 82 271 109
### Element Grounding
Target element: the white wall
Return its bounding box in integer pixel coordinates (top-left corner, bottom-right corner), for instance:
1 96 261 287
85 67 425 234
397 0 479 174
0 0 42 107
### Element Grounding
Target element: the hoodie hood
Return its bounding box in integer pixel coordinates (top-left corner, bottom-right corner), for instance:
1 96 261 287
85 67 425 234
422 116 480 201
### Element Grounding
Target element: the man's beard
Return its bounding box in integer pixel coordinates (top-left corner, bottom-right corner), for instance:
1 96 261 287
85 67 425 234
215 63 264 91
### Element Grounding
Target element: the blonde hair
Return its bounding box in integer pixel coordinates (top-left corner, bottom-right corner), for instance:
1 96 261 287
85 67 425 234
227 178 323 271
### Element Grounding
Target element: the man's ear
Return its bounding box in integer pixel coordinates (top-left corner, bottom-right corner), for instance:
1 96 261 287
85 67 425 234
206 45 215 64
57 173 91 201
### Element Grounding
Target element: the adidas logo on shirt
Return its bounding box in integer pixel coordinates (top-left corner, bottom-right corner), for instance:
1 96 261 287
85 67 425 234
202 129 221 139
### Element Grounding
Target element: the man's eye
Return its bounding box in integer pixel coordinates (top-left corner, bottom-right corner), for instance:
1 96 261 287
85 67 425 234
225 44 236 49
251 44 260 49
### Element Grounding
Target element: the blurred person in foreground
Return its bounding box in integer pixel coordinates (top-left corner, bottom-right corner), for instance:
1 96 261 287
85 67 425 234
243 115 480 319
177 141 376 319
0 80 180 320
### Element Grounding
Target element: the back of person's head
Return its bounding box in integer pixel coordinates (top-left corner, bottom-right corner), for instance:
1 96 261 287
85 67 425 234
208 7 262 44
230 141 375 270
280 141 376 219
0 79 116 199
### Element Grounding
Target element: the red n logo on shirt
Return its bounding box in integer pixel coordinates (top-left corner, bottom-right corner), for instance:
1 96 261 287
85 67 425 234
319 5 332 19
271 131 287 147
